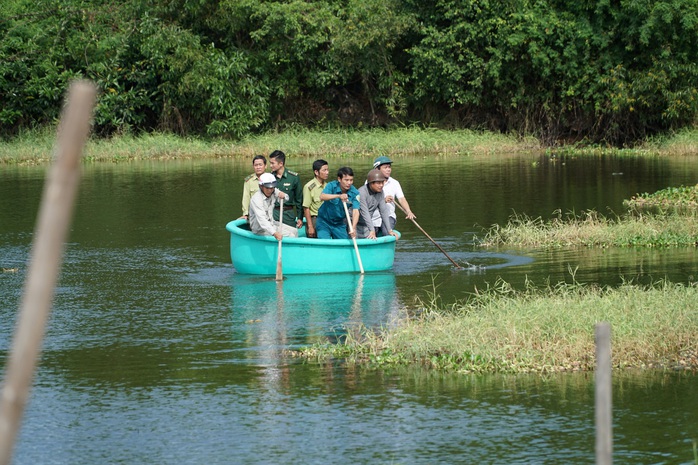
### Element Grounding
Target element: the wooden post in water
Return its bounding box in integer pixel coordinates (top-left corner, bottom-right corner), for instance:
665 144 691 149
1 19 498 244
595 322 613 465
0 81 96 465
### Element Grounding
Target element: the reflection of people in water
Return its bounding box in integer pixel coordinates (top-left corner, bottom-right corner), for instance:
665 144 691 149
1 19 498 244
230 274 401 373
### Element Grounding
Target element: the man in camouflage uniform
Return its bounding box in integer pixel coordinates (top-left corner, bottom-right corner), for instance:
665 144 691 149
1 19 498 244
269 150 303 229
241 154 267 219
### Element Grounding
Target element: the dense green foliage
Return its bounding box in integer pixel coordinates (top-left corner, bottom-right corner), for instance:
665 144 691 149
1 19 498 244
2 0 698 144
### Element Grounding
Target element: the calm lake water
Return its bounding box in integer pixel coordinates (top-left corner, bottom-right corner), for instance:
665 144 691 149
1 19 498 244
1 153 698 464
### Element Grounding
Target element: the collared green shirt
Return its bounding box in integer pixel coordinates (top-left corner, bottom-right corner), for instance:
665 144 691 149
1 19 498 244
272 168 303 227
302 178 326 216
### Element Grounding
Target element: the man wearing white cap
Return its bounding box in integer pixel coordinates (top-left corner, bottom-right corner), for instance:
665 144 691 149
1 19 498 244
371 156 416 235
248 172 299 239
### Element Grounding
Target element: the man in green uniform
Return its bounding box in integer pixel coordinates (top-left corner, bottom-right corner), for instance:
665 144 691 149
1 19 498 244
302 159 329 238
269 150 303 229
240 154 267 219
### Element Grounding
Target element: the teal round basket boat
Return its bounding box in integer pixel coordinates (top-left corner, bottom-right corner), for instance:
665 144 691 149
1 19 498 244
225 219 399 275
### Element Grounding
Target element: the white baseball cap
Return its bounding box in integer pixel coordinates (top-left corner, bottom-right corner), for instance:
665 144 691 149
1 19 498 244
259 172 277 188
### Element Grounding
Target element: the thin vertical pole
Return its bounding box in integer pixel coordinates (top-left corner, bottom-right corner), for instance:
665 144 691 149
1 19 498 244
595 322 613 465
0 81 96 465
342 201 364 274
275 197 284 282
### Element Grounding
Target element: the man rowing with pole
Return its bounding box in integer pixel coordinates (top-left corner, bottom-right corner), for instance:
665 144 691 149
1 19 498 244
248 173 296 239
269 150 303 231
371 156 415 236
316 166 360 239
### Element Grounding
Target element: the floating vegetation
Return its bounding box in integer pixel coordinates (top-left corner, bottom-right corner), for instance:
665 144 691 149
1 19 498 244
293 278 698 374
477 208 698 249
478 185 698 249
624 185 698 215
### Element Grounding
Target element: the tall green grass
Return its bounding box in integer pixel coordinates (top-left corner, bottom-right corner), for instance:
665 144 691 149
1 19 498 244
544 127 698 157
3 126 698 164
0 130 233 164
238 127 536 157
0 126 534 164
296 279 698 374
478 209 698 248
645 127 698 156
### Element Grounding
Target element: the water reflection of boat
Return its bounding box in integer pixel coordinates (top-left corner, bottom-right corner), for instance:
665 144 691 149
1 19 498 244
225 219 400 275
230 273 400 351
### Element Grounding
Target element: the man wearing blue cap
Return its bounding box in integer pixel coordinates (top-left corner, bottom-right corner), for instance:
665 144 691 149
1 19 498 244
371 156 415 235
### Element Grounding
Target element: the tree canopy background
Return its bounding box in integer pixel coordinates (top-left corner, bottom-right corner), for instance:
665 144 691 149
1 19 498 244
2 0 697 145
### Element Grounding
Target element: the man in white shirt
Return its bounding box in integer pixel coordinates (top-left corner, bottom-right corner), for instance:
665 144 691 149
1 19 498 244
248 173 298 239
370 156 416 236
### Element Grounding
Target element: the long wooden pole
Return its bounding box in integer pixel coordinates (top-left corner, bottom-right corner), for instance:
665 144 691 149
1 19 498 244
595 322 613 465
342 201 364 274
393 201 462 269
0 81 96 465
275 197 284 281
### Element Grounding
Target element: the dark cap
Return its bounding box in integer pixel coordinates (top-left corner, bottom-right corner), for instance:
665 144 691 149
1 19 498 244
372 156 392 168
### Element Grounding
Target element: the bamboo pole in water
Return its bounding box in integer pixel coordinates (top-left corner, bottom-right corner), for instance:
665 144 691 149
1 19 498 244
0 81 96 465
595 322 613 465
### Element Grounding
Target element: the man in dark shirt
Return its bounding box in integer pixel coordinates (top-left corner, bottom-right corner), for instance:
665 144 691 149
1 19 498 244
269 150 303 229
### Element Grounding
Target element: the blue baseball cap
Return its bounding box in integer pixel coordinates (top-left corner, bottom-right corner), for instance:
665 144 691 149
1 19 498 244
373 156 393 168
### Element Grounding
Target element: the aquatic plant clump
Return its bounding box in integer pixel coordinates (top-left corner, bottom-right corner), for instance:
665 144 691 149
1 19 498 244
478 209 698 248
294 279 698 374
624 185 698 214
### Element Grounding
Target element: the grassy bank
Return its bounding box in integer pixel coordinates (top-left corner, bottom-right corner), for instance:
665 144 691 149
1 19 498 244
478 184 698 248
478 209 698 248
3 126 698 164
294 279 698 374
624 184 698 214
648 127 698 156
546 127 698 157
0 127 538 164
